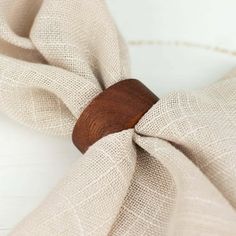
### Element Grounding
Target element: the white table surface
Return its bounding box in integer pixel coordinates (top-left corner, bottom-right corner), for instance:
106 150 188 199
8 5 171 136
1 0 236 235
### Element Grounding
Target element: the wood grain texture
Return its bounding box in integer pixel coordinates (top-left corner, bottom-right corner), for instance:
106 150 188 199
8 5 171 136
72 79 159 153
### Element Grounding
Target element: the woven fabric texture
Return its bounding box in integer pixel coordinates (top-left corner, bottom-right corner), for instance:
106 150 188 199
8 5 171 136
0 0 235 235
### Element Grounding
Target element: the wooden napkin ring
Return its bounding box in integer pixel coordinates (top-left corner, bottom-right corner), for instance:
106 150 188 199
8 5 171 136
72 79 159 153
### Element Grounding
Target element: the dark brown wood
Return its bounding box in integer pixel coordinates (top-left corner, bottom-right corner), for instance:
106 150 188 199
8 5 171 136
72 79 159 153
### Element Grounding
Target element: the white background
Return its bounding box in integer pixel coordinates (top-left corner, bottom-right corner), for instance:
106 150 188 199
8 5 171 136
1 0 236 235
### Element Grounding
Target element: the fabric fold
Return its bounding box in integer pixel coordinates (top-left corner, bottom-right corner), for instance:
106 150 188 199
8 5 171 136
136 77 236 208
11 130 137 235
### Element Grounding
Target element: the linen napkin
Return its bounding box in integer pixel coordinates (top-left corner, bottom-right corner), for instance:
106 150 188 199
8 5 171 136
0 0 235 235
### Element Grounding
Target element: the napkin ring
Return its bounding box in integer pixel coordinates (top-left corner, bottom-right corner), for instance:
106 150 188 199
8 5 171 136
72 79 159 153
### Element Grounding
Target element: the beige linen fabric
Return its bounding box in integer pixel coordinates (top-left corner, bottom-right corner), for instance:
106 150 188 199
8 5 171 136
0 0 235 235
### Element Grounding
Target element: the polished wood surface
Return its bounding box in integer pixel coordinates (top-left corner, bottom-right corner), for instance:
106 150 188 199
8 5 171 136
72 79 159 153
